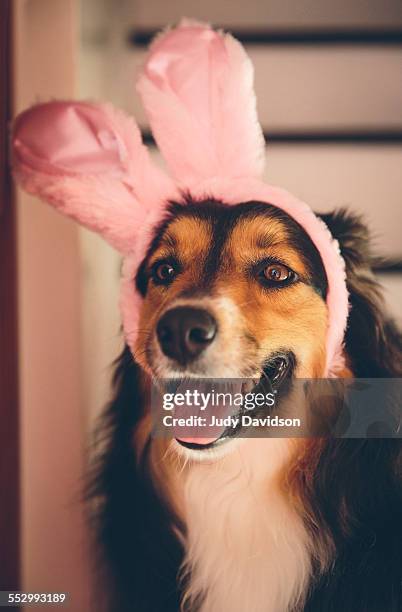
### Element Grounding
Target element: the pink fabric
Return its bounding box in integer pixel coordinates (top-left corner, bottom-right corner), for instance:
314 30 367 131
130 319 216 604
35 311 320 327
13 101 177 253
12 20 349 376
14 102 129 175
137 19 266 183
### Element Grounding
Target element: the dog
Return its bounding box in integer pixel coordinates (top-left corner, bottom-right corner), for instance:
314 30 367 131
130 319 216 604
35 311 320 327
88 199 402 612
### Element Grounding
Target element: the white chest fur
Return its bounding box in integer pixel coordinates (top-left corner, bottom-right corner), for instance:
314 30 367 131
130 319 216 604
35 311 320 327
180 439 312 612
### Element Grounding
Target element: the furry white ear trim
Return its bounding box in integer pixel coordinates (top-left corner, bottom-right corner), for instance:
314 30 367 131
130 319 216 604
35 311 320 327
13 101 176 253
137 19 265 185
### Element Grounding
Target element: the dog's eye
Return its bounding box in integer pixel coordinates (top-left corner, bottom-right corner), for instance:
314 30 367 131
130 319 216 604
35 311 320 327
263 264 291 281
257 262 297 287
152 261 178 285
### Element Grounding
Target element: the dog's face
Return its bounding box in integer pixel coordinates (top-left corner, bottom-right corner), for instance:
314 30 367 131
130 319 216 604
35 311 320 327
133 200 329 455
135 199 328 381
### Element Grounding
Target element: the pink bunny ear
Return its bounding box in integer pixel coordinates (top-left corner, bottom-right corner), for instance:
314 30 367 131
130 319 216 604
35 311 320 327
137 19 265 185
12 101 175 254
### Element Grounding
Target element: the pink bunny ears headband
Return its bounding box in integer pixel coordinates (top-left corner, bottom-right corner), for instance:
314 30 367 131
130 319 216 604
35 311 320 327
12 19 349 376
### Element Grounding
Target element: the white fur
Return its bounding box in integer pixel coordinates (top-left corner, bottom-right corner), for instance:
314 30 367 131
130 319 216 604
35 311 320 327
179 438 312 612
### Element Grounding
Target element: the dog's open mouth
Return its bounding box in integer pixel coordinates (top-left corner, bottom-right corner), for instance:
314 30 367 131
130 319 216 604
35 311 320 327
173 351 295 452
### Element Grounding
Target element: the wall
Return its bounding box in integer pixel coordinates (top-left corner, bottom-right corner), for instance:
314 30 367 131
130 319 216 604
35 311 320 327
13 1 90 609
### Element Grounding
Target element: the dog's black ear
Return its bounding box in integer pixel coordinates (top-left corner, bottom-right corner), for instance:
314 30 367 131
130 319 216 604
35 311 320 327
318 209 402 377
87 346 183 612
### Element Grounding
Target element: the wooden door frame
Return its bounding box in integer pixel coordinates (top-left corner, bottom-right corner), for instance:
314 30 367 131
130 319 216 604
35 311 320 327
0 0 20 592
13 2 90 608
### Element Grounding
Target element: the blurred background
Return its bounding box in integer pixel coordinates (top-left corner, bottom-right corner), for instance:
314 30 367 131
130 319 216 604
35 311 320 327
5 0 402 609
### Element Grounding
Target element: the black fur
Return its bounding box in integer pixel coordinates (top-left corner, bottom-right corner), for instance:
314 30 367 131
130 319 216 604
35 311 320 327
319 209 402 377
88 204 402 611
305 438 402 612
87 349 184 612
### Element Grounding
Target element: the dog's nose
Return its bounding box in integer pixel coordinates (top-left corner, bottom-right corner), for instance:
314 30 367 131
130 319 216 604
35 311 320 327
157 306 217 364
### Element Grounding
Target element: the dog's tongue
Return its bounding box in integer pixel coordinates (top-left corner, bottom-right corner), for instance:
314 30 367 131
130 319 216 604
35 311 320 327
172 380 243 445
